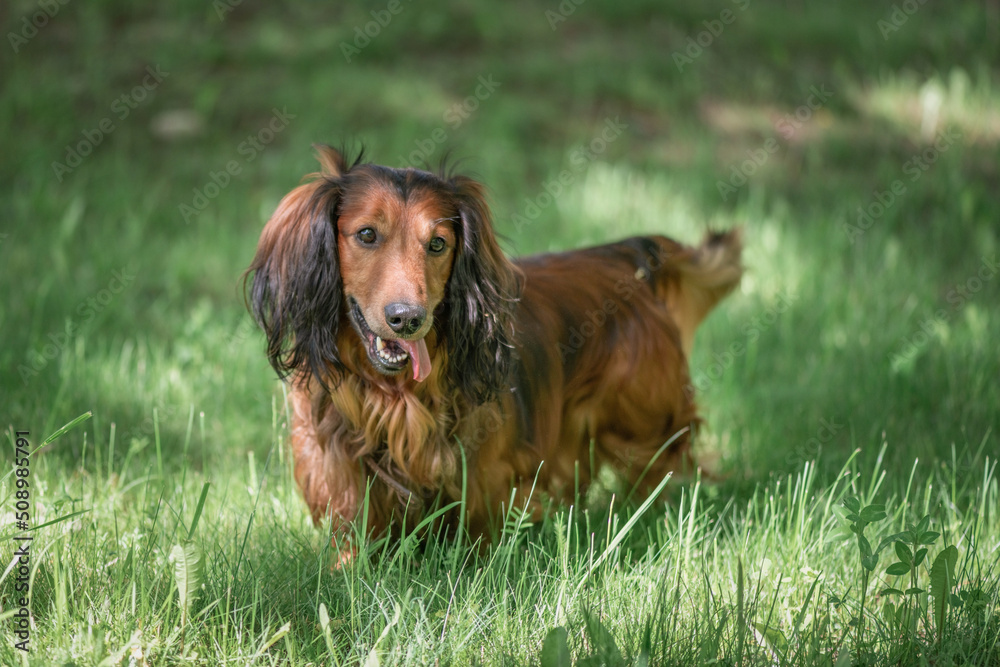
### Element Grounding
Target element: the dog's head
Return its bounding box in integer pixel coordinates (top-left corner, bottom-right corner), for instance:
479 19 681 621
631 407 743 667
245 146 519 403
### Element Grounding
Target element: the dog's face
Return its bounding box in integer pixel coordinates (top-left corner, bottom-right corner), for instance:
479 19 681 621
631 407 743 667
336 169 458 380
245 146 520 403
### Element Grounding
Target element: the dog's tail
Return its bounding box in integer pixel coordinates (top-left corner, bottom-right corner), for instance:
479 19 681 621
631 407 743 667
656 228 743 354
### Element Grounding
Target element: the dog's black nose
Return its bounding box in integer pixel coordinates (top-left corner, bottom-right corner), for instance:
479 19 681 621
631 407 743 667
385 303 426 336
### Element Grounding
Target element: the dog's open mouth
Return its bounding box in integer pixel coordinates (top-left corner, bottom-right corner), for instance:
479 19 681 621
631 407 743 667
349 299 432 382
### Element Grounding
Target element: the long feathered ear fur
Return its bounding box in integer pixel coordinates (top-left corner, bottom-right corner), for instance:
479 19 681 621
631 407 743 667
243 146 357 386
445 176 522 404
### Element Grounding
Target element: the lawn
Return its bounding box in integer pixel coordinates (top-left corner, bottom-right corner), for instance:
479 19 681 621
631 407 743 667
1 0 999 664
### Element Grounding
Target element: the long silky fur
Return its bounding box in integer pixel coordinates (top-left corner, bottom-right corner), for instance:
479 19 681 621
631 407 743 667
243 147 361 388
307 342 470 538
444 175 522 404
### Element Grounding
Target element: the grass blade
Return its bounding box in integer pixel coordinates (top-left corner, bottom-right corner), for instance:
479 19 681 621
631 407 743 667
42 411 93 446
187 481 211 540
575 471 673 593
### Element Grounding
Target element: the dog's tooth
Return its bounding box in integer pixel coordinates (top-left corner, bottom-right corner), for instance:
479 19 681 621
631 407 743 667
376 337 385 351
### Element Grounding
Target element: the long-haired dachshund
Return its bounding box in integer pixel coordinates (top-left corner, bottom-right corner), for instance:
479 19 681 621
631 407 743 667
245 146 741 550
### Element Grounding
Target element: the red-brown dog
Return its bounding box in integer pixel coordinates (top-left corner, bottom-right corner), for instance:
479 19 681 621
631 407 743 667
245 146 741 549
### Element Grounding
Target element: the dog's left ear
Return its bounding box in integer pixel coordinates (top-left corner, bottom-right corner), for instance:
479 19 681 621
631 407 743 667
445 176 521 404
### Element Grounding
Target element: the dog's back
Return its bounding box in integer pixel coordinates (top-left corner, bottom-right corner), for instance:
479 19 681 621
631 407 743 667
495 231 742 503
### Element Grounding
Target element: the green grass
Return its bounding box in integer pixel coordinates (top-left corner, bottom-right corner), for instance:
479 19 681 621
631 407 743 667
2 0 999 664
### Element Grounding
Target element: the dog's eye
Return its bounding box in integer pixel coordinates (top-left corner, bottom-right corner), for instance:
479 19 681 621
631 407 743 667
356 228 377 245
428 237 447 254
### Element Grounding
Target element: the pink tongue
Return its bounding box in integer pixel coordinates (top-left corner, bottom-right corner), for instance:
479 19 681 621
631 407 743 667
398 338 432 382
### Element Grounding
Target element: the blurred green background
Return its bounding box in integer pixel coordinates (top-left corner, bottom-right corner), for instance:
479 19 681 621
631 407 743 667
2 0 998 483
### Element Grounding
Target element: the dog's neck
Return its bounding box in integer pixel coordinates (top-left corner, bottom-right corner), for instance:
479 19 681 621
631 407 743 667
319 329 463 497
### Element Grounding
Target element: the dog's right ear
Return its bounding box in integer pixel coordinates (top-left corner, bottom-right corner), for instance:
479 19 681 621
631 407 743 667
243 146 352 386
